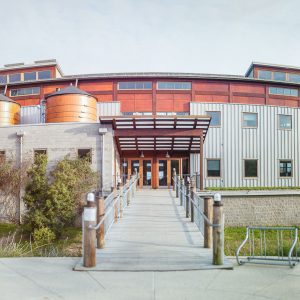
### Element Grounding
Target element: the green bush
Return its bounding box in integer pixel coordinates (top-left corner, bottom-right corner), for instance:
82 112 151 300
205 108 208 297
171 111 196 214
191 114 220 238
33 227 55 245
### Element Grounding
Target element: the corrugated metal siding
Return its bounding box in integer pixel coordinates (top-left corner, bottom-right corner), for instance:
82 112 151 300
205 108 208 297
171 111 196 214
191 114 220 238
21 106 41 124
97 102 121 117
190 102 299 188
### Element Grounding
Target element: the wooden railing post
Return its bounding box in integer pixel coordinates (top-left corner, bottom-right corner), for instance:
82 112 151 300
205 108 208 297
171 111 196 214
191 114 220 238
180 177 184 206
175 175 179 198
204 196 213 248
126 178 131 206
120 186 124 218
190 178 196 222
172 168 176 191
213 193 224 265
96 196 105 249
83 193 96 268
185 178 190 218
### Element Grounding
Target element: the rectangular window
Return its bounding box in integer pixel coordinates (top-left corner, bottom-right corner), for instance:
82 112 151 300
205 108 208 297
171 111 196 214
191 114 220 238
279 115 292 129
24 72 37 81
9 73 21 83
0 151 6 163
288 73 300 83
273 72 286 81
10 87 40 97
78 149 92 162
258 70 272 80
279 160 292 177
269 87 298 97
118 81 152 90
206 111 221 126
34 149 47 161
157 81 191 90
38 70 52 80
0 75 7 84
175 112 189 116
156 112 176 116
242 112 258 128
207 159 221 177
244 159 258 177
132 112 152 115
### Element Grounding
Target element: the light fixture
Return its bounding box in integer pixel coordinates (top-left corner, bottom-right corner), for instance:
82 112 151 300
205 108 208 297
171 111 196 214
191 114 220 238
165 151 170 158
140 151 144 158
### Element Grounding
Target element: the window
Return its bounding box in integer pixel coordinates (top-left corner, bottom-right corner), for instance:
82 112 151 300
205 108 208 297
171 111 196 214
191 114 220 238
78 149 92 162
34 149 47 161
0 89 4 95
206 111 221 126
10 87 40 97
273 72 286 81
288 73 300 83
24 72 36 81
207 159 221 177
9 73 21 83
157 82 191 90
269 87 298 97
242 113 257 127
258 70 272 80
279 115 292 129
0 75 7 84
118 82 152 90
132 112 152 115
0 151 5 163
176 112 189 116
38 70 52 80
157 112 176 116
244 160 258 177
279 160 292 177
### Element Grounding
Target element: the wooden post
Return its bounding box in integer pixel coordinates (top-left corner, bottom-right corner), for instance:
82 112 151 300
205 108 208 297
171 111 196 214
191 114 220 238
180 177 184 206
114 187 118 222
204 196 213 248
175 175 179 198
172 168 176 191
185 179 190 218
126 178 131 206
190 178 196 222
96 196 105 249
200 133 204 191
83 193 96 268
213 193 224 265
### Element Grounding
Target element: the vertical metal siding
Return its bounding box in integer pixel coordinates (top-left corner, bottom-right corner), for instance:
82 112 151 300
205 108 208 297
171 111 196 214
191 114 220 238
21 106 41 124
97 102 121 117
190 102 299 188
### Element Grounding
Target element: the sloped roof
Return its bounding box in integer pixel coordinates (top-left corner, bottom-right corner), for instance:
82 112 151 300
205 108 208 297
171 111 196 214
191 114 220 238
45 85 92 98
0 93 19 104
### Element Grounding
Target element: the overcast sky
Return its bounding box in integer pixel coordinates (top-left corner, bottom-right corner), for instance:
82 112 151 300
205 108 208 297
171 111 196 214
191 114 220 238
0 0 299 76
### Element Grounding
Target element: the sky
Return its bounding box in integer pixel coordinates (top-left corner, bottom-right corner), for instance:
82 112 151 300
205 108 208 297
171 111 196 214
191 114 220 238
0 0 300 76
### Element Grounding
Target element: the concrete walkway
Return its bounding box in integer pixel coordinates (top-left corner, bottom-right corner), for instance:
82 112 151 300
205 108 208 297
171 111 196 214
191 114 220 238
75 189 231 271
0 257 299 300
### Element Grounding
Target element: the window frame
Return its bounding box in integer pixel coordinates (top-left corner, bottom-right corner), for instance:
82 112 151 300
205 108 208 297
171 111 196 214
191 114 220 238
24 71 37 81
33 149 47 161
244 159 258 178
37 70 52 80
156 81 192 90
77 148 92 163
269 86 298 97
9 73 21 83
242 112 258 128
0 74 7 84
10 87 40 97
279 159 293 178
278 114 292 130
117 81 152 90
206 111 221 127
206 158 221 178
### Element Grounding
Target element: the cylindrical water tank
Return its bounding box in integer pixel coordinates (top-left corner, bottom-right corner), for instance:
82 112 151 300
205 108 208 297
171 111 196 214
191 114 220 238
45 86 97 123
0 94 21 126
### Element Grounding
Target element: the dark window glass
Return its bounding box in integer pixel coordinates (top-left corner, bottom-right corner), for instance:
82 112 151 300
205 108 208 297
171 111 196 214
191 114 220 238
280 160 292 177
38 70 51 80
78 149 92 162
288 73 300 83
244 160 258 177
0 151 6 163
157 81 191 90
118 82 152 90
207 159 220 177
10 87 40 97
9 73 21 83
279 115 292 129
269 87 298 97
0 75 7 84
207 111 221 126
243 113 257 127
273 72 286 81
258 70 272 80
24 72 36 81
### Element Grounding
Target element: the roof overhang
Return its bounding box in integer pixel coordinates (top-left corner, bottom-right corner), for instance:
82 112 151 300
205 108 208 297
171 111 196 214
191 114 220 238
100 115 211 155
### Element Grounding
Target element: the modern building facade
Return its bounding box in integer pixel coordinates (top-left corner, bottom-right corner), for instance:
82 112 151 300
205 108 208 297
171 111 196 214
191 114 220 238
1 59 300 190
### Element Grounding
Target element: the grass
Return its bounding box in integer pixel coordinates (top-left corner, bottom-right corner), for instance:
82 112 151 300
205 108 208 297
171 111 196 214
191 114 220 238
0 223 82 257
225 226 300 257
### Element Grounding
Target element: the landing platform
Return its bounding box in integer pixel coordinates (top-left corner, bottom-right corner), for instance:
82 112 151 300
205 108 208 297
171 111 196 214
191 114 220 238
74 189 233 271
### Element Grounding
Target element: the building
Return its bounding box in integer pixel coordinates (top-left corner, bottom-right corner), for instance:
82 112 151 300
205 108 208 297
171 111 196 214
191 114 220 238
1 59 300 192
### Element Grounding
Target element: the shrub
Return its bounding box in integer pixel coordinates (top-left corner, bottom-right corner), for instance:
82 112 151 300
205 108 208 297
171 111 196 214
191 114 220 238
33 227 56 245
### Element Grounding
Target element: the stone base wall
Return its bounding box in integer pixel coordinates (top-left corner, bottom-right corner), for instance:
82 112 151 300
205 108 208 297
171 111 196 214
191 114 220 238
222 195 300 227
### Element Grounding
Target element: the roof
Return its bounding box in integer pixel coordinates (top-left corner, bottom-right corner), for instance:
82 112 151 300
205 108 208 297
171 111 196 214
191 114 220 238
100 115 211 153
45 85 93 98
0 93 19 104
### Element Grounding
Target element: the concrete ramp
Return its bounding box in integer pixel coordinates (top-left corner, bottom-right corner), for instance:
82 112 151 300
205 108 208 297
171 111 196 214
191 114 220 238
74 189 232 271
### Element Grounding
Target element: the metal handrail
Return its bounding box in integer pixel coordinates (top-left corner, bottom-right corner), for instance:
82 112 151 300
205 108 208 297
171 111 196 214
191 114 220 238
236 226 299 268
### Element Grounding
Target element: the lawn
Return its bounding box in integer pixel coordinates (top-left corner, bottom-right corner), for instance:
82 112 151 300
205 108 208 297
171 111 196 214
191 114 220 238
0 223 82 257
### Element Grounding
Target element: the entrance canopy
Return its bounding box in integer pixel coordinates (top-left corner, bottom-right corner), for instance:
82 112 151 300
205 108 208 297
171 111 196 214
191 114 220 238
100 115 211 154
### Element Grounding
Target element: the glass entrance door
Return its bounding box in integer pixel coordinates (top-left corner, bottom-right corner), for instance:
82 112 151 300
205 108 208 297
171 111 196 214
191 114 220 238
143 160 152 186
158 160 167 186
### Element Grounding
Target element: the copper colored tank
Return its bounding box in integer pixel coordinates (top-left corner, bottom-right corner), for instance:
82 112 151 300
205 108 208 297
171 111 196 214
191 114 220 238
0 94 20 126
45 86 97 123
